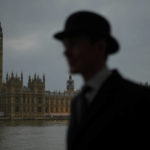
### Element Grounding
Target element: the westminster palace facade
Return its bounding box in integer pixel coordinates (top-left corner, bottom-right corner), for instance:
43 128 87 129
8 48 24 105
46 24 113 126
0 23 77 119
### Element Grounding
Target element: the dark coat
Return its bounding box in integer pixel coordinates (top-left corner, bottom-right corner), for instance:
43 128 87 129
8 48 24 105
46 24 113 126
67 70 150 149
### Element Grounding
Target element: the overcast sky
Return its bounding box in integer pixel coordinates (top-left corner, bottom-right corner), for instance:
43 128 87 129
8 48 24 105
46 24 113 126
0 0 150 91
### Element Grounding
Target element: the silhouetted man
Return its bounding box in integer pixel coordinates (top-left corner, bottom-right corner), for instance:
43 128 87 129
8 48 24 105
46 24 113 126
54 10 150 149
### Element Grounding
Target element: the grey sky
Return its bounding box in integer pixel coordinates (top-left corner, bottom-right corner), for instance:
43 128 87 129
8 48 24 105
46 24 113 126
0 0 150 91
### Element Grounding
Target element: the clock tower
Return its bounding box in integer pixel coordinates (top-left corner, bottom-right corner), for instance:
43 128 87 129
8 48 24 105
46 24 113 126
0 23 3 88
66 75 74 92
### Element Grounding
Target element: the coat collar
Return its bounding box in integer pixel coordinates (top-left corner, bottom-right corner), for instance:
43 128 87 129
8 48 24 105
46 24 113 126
68 70 124 147
77 69 123 131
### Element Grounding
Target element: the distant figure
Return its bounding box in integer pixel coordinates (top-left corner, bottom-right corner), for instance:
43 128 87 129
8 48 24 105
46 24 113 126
54 10 150 149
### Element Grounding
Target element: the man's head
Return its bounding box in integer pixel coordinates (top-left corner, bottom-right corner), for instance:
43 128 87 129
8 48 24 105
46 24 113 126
54 11 119 80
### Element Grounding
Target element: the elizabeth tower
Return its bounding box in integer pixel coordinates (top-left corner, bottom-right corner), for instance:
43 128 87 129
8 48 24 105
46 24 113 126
0 23 3 88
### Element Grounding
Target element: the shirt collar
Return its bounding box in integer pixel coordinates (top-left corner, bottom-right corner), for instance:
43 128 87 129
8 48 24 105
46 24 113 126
84 65 111 91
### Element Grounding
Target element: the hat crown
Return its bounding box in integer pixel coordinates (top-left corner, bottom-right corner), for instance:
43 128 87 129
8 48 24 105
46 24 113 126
65 11 111 36
54 10 120 55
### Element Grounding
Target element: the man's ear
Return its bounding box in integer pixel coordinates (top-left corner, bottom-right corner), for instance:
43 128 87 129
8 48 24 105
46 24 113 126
94 39 107 53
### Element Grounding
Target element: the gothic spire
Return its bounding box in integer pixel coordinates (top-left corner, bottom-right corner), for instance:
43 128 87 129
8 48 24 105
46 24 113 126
66 74 74 92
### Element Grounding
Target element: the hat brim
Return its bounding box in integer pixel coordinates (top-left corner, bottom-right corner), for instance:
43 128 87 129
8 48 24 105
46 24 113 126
54 30 88 40
54 30 119 54
106 36 119 54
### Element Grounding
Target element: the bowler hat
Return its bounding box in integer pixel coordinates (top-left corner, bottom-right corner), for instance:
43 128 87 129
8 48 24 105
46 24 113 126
54 11 119 54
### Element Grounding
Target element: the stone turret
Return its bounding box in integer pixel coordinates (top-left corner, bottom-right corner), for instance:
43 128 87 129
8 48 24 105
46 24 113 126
6 73 23 86
43 74 45 84
28 74 45 92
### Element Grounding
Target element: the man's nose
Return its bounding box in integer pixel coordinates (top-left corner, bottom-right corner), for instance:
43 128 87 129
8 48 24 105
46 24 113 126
64 47 72 57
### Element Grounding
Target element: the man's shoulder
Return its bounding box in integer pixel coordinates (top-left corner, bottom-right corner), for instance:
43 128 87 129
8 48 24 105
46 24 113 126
103 69 150 96
110 70 149 87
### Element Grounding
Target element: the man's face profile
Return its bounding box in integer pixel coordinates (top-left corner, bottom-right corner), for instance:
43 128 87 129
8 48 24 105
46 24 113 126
63 35 106 78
